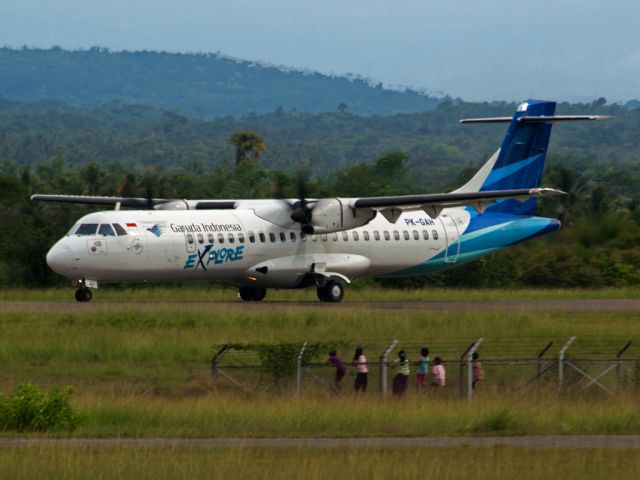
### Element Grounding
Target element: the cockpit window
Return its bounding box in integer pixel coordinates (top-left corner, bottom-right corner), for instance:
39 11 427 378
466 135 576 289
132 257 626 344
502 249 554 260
113 224 128 236
98 224 116 236
75 224 98 236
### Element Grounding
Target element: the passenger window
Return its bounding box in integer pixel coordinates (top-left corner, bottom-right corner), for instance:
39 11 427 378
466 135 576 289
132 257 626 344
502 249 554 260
207 233 214 244
75 224 98 236
352 231 359 241
269 233 276 242
112 224 128 236
393 231 400 240
197 233 204 244
374 231 380 241
403 231 410 241
280 232 286 242
259 233 266 243
99 224 116 236
290 232 297 242
217 233 225 244
332 233 338 241
363 231 370 241
413 230 419 240
321 234 327 241
187 233 194 245
342 232 349 241
432 230 439 240
384 231 390 240
423 230 429 240
249 232 256 243
238 233 245 243
228 233 235 243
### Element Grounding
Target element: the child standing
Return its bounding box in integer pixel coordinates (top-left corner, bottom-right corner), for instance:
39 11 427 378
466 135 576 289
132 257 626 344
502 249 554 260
431 356 446 388
353 347 368 393
415 347 430 390
328 350 347 392
472 352 484 389
392 350 410 397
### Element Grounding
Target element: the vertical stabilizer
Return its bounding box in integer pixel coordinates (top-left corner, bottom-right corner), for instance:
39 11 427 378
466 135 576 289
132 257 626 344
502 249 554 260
455 100 556 215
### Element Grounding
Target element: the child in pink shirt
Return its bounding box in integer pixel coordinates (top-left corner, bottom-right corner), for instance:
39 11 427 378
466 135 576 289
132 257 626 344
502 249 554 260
353 347 368 393
431 356 446 387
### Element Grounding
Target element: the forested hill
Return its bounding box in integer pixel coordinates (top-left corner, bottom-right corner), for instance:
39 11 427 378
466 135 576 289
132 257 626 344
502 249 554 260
0 47 439 117
1 97 639 195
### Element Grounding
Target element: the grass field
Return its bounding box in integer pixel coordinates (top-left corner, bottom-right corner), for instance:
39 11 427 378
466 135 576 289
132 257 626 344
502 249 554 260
1 444 639 479
1 288 639 439
3 285 640 302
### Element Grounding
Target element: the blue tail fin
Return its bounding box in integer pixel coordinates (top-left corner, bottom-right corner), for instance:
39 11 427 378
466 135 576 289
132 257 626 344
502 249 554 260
456 100 556 215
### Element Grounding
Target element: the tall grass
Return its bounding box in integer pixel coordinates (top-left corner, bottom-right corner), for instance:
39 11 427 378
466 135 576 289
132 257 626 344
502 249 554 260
1 294 639 438
1 444 639 479
62 393 640 438
2 286 640 302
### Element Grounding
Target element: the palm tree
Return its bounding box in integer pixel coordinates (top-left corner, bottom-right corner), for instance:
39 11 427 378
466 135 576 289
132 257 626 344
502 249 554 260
227 130 267 166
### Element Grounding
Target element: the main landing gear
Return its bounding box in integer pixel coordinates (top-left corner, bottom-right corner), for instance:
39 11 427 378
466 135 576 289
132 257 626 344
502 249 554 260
316 280 344 303
238 286 267 302
75 288 92 302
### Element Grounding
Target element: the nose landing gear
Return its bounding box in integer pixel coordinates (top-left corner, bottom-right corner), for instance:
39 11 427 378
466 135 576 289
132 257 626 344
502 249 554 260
75 288 92 302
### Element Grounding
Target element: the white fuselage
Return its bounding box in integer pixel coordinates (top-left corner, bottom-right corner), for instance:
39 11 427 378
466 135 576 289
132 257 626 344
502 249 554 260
47 207 470 288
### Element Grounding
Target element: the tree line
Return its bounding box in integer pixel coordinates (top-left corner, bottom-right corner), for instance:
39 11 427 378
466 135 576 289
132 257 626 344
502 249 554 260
1 147 639 288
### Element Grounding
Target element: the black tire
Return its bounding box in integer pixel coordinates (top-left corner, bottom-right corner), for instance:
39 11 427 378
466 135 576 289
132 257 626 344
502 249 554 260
316 286 329 302
238 287 267 301
75 289 92 302
239 286 256 301
253 288 267 302
317 281 344 303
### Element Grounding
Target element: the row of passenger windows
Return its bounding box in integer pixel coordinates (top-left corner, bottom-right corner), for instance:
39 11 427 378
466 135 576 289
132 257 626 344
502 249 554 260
186 229 439 245
71 223 128 236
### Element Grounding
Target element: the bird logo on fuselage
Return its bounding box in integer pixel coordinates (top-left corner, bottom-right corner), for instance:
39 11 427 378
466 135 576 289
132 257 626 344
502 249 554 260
146 224 163 237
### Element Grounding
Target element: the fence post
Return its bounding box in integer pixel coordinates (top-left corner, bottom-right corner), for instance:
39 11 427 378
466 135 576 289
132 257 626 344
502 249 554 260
459 341 476 399
616 341 632 396
536 342 554 397
558 336 576 395
211 344 229 382
379 340 398 399
467 338 484 401
296 342 308 399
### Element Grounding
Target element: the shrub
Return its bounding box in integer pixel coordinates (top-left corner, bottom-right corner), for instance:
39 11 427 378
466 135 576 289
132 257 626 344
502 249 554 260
0 383 79 432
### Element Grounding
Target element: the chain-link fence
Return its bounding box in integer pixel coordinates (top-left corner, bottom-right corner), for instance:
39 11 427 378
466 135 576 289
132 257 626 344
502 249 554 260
211 336 639 399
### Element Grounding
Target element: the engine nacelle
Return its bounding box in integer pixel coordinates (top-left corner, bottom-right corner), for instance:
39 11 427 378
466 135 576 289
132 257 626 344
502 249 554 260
308 198 376 234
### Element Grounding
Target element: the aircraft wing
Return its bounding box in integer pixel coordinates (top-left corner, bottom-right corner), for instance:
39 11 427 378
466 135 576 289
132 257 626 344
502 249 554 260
31 194 173 208
349 187 565 221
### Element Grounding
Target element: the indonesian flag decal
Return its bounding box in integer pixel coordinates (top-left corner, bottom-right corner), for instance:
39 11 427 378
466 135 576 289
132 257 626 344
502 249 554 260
126 223 137 227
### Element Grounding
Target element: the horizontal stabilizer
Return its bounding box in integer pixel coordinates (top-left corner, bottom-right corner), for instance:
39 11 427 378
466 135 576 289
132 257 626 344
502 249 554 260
460 115 613 124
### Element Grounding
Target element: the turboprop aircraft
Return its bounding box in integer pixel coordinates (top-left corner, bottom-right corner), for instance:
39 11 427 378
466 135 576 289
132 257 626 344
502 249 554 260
34 100 610 302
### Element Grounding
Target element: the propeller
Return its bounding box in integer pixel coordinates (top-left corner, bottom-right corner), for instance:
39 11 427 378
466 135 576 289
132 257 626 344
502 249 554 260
289 169 315 234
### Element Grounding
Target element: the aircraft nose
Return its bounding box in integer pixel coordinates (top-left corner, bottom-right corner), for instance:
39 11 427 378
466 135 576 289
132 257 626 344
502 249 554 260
46 242 74 276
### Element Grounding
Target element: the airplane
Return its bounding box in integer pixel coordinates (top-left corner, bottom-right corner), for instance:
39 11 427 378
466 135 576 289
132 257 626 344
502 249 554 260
33 100 611 302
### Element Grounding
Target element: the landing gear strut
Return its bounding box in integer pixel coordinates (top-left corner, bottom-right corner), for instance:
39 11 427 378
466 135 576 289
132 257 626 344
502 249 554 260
238 286 267 302
75 288 92 302
317 280 344 303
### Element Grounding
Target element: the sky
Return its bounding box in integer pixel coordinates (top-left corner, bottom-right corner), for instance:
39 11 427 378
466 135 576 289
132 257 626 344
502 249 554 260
1 0 639 102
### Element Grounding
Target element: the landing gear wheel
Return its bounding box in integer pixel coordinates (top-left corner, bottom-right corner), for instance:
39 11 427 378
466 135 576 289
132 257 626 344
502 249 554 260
238 286 267 302
75 288 92 302
317 281 344 303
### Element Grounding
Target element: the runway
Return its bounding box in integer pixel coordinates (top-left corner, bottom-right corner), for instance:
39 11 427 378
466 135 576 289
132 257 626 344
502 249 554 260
2 298 640 312
2 435 640 449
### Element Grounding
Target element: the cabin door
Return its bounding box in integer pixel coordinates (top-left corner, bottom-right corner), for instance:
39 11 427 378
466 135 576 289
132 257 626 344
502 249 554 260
439 214 460 263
